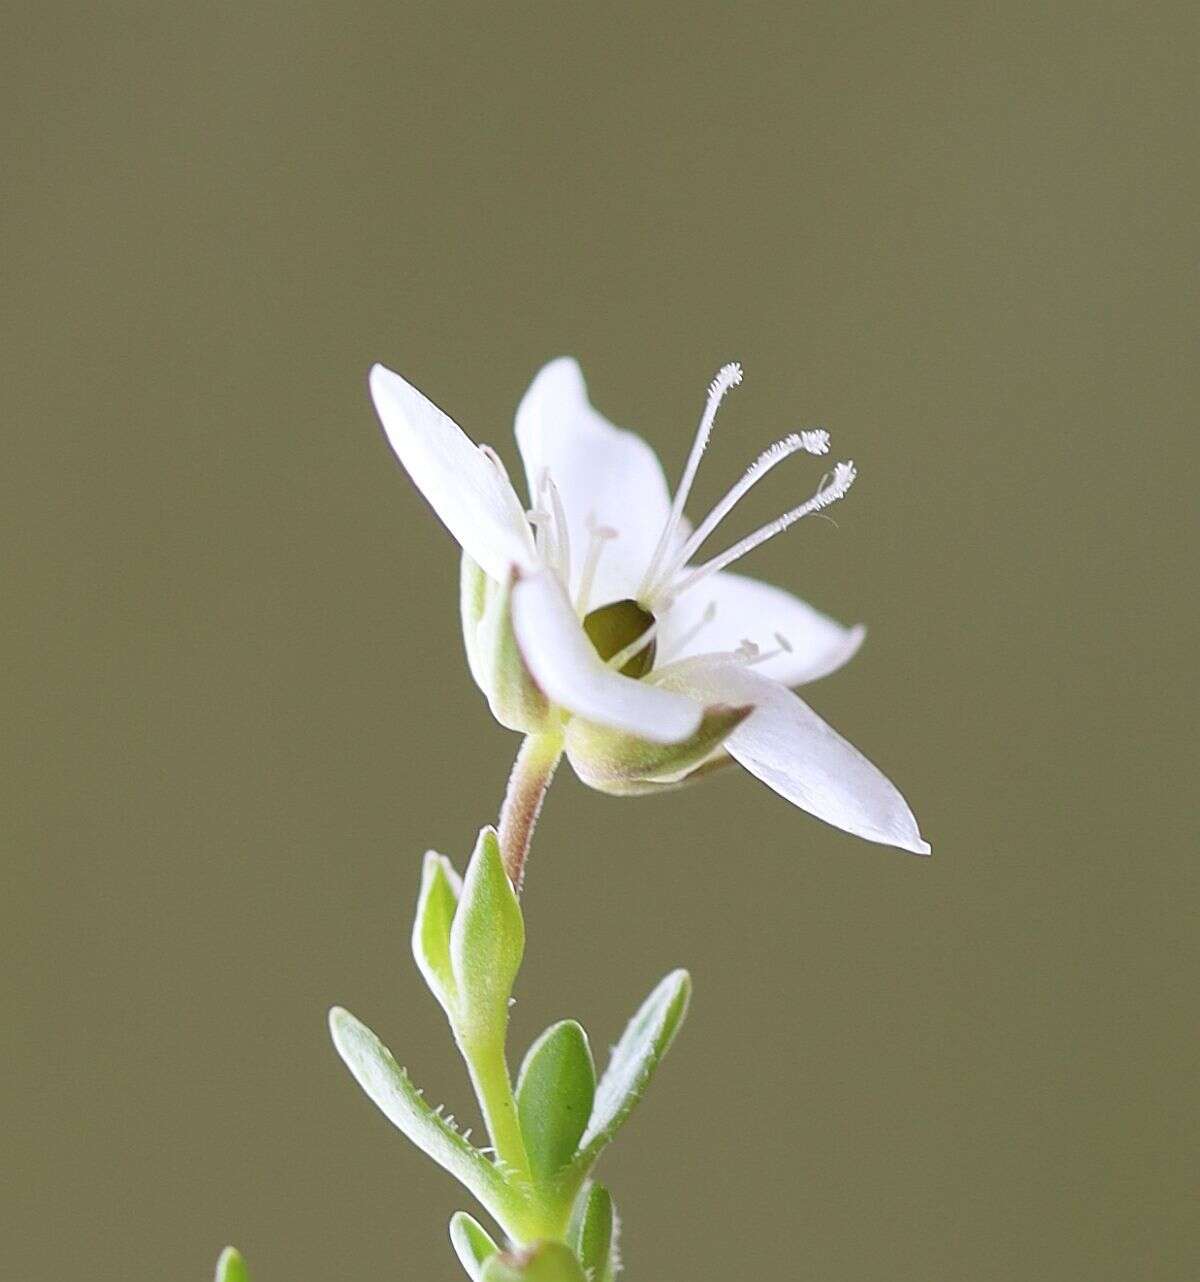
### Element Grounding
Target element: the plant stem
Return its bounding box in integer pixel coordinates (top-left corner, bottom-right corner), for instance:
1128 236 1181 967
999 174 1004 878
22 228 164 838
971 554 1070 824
498 731 564 891
460 1027 533 1193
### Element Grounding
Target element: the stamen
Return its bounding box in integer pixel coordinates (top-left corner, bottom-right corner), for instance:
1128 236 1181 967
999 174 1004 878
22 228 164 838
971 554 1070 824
532 470 571 586
542 472 571 587
481 444 538 544
527 507 550 560
606 617 662 674
657 600 718 662
574 515 618 616
636 361 743 601
479 443 513 478
669 461 858 598
734 635 791 668
645 428 831 601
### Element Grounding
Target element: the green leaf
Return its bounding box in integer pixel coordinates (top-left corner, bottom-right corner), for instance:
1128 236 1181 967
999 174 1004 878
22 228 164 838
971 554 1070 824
573 968 691 1170
449 1211 500 1280
480 1242 588 1282
328 1006 515 1225
567 1183 615 1282
450 827 525 1043
412 850 462 1014
214 1247 249 1282
515 1020 596 1184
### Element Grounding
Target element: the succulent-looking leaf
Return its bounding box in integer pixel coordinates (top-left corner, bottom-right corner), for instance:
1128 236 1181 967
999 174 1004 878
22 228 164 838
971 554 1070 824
412 850 462 1013
567 1183 615 1281
449 1211 500 1280
516 1020 596 1183
480 1242 588 1282
574 969 691 1168
328 1006 513 1219
214 1247 249 1282
450 827 525 1042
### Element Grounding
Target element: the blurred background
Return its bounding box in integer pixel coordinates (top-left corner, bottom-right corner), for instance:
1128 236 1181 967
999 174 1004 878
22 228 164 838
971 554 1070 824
4 2 1196 1279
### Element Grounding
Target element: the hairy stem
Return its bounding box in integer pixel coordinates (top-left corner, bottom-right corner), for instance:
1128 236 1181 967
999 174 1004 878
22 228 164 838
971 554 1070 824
498 731 564 891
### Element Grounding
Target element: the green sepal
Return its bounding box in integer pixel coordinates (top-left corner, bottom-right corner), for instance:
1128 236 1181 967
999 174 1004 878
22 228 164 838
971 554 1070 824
515 1020 596 1185
565 702 752 794
567 1183 616 1282
412 851 462 1016
460 552 492 692
214 1247 249 1282
572 968 691 1172
461 553 551 733
450 827 525 1046
449 1211 500 1281
480 1242 588 1282
328 1006 518 1228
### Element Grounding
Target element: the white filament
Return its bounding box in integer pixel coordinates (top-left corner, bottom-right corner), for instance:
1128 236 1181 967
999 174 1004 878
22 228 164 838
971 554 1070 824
645 428 830 600
605 617 663 674
668 461 857 601
574 515 618 617
657 600 719 663
636 362 743 600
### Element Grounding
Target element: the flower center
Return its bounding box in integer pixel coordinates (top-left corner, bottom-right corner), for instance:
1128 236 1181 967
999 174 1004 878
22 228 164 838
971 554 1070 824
582 598 657 678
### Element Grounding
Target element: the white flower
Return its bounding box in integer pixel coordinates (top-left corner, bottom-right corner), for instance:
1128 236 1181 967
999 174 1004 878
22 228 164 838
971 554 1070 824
370 358 929 855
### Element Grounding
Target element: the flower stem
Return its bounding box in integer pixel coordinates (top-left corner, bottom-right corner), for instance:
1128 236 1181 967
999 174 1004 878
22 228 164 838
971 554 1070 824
498 731 564 891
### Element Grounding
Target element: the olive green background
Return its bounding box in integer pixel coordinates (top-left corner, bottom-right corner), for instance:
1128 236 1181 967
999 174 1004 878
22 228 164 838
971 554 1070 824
4 2 1195 1279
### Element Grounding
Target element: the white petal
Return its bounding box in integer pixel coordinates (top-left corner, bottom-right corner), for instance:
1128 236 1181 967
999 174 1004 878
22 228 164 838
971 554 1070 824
511 571 703 744
370 364 536 583
660 571 866 685
653 660 930 854
515 358 672 606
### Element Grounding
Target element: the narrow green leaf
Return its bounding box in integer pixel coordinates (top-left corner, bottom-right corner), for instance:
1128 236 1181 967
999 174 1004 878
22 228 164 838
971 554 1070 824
480 1242 588 1282
567 1183 615 1282
214 1247 249 1282
516 1020 596 1183
574 968 691 1169
449 1211 500 1281
450 827 525 1042
328 1006 514 1222
412 850 462 1013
